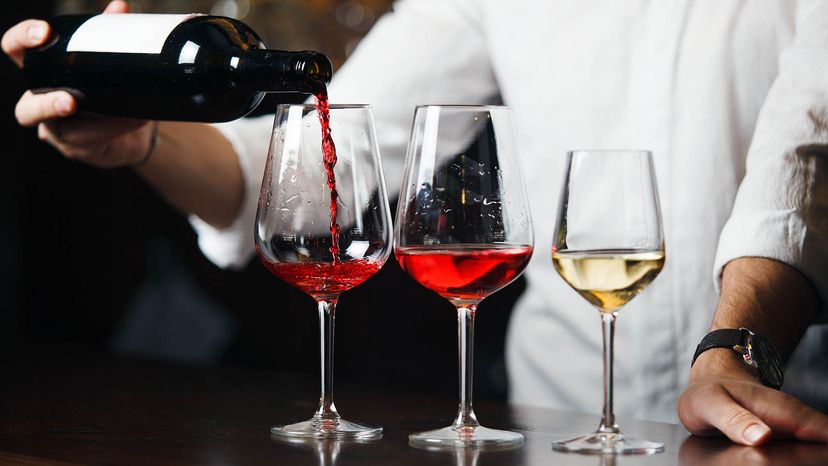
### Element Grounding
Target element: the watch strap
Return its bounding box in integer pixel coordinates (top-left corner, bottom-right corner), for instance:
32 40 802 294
691 328 746 366
691 328 784 390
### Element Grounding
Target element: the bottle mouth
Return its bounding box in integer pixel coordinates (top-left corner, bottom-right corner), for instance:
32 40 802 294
300 52 333 88
236 49 333 94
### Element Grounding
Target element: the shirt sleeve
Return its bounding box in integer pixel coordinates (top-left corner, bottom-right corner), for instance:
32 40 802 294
188 116 272 269
189 0 499 269
713 0 828 320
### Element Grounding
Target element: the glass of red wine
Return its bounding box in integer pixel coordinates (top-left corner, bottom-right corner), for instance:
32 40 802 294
394 105 534 448
256 103 392 439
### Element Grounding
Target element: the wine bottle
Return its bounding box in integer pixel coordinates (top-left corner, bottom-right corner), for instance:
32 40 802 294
23 14 333 122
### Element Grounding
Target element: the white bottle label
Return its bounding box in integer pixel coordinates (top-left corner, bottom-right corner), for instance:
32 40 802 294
66 13 202 54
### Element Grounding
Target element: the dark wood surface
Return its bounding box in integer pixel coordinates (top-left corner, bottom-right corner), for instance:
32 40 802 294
0 350 826 466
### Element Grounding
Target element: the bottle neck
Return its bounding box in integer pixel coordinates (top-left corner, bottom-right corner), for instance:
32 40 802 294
236 49 332 94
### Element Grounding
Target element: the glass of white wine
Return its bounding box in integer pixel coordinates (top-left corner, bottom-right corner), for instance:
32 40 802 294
551 150 665 454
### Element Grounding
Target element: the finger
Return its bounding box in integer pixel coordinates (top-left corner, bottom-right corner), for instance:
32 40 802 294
15 90 76 127
37 121 104 161
37 121 72 152
53 117 147 146
39 119 153 167
104 1 130 13
680 384 772 446
730 386 828 443
2 19 50 67
37 120 86 159
37 121 53 143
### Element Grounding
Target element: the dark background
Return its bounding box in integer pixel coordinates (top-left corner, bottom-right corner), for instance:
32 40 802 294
0 0 525 401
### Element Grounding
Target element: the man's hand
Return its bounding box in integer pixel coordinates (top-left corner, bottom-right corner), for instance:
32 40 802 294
2 1 156 168
678 349 828 445
678 257 828 445
2 1 244 228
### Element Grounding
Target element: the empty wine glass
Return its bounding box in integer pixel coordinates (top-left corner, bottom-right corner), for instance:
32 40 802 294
395 105 534 447
551 150 665 454
256 103 392 439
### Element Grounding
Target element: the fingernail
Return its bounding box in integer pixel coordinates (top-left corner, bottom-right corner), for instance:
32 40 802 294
744 424 770 444
54 95 72 114
28 22 47 42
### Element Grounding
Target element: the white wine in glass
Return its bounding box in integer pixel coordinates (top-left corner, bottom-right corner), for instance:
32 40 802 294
552 249 665 313
551 150 665 454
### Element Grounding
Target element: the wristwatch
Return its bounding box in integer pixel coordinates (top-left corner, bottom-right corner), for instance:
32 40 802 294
691 328 784 389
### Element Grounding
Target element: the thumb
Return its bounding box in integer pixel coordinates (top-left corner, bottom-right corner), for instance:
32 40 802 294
680 384 772 446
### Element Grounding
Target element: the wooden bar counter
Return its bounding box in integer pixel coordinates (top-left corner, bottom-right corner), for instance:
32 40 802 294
0 350 825 465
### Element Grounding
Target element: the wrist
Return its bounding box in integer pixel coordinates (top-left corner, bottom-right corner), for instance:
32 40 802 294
691 328 784 389
690 348 756 382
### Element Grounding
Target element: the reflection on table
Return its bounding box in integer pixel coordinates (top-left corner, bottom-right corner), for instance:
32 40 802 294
0 350 825 465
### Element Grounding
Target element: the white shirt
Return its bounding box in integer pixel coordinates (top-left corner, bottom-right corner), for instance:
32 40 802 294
191 0 828 422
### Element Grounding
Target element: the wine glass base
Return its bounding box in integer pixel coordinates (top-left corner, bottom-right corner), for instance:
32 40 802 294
271 417 382 440
409 425 524 449
552 431 664 455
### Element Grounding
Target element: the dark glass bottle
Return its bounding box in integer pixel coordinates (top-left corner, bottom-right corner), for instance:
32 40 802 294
23 14 332 122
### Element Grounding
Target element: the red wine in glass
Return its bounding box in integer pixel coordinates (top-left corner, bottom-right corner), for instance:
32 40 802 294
257 251 384 300
395 244 533 303
256 102 392 439
394 105 533 448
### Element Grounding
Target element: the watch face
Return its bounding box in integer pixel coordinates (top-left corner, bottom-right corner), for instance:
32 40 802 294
747 333 784 389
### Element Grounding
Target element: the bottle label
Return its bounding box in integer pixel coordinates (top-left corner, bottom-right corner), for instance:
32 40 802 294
66 13 201 54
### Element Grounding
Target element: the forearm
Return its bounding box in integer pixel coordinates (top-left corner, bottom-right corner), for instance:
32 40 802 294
692 257 819 382
134 122 244 229
708 257 818 361
679 257 828 445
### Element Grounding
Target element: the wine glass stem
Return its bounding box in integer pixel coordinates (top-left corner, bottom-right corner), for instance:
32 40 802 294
453 305 480 428
316 299 339 420
599 312 619 433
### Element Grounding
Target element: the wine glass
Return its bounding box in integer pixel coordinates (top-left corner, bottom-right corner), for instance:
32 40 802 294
551 150 665 454
394 105 534 447
255 103 392 439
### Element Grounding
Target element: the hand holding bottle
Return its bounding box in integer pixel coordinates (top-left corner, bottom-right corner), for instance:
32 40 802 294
2 1 157 168
3 3 249 227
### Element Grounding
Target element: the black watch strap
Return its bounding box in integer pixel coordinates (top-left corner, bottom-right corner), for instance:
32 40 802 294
691 329 744 366
691 328 784 390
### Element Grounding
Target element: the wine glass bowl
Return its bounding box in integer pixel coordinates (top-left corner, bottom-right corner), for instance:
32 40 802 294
395 105 533 448
256 103 392 439
551 150 665 454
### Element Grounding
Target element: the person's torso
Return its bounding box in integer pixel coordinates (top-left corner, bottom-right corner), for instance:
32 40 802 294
486 0 795 421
